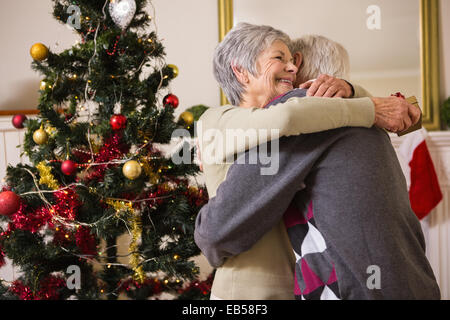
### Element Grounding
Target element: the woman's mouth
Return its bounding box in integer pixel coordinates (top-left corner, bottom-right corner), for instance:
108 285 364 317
278 78 294 87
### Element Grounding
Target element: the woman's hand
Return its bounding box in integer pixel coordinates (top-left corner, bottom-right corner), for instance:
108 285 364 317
371 97 422 133
299 74 353 98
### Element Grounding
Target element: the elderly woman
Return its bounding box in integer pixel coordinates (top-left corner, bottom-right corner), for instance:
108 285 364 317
196 23 423 300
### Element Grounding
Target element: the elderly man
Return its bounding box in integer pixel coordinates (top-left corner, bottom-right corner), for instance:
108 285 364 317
194 24 435 300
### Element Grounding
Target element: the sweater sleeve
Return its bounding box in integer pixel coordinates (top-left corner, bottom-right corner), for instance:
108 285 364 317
198 96 375 163
353 84 373 98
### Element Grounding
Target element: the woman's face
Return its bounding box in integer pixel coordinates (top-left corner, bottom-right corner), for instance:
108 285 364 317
245 40 298 107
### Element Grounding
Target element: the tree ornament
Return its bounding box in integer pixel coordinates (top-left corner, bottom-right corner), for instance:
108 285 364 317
30 43 49 61
129 209 146 284
110 114 127 131
33 127 48 145
122 160 142 180
180 111 194 125
109 0 137 31
167 64 179 78
36 161 59 190
40 80 47 90
11 114 27 129
163 94 179 108
61 160 77 176
0 191 21 216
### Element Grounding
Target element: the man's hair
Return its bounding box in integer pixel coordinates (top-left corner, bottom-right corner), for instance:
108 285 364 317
289 35 350 84
213 22 291 106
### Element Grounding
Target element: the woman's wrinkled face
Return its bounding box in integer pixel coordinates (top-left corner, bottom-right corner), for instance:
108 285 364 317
246 40 298 107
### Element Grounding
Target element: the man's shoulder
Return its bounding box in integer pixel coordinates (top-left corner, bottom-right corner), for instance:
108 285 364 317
265 88 307 108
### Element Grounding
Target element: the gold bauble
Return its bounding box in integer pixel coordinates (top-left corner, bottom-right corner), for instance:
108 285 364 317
30 43 49 61
168 64 179 78
33 128 48 145
40 80 47 91
180 111 194 125
122 160 142 180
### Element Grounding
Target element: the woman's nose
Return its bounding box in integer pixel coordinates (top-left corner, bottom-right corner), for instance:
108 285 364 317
286 61 298 74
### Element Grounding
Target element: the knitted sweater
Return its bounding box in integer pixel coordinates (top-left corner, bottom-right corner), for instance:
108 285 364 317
196 87 375 299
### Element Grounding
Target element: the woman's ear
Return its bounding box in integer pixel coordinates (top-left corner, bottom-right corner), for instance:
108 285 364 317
293 52 303 70
231 64 249 85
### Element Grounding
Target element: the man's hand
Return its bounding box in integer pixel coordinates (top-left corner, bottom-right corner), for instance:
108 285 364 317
299 74 353 98
371 97 421 133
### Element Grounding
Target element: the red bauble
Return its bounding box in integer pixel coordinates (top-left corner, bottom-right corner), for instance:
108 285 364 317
110 114 127 131
0 191 21 216
61 160 77 176
163 94 179 108
11 114 27 129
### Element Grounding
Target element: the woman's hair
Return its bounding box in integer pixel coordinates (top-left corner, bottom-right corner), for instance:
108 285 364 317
213 22 291 106
289 35 350 84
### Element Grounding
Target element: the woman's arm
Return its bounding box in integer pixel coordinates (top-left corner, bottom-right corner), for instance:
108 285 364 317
353 84 373 98
198 95 375 163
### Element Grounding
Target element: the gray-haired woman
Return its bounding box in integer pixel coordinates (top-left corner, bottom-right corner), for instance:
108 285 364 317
196 23 421 300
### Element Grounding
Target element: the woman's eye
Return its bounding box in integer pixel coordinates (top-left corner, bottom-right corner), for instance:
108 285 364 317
275 56 283 60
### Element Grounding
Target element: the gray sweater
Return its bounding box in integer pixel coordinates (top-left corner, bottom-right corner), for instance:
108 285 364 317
195 123 440 299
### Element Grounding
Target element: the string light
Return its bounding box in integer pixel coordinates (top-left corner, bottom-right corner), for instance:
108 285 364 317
106 36 121 56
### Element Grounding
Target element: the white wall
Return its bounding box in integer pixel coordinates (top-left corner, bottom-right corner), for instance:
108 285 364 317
151 0 220 117
0 1 78 112
440 0 450 100
0 0 221 114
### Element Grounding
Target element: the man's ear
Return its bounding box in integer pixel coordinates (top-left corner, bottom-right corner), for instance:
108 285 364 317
231 64 249 85
293 52 303 70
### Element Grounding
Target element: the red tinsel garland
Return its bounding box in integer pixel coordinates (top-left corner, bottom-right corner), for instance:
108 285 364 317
178 274 214 297
51 188 82 222
3 186 97 259
75 226 97 257
9 276 66 300
52 226 73 247
118 277 164 295
116 274 214 298
9 202 52 234
79 133 130 182
7 187 81 234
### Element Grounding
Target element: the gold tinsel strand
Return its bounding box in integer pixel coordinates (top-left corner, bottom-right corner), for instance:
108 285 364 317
44 122 58 138
139 156 160 184
105 198 132 216
36 161 59 190
105 199 145 283
129 209 146 284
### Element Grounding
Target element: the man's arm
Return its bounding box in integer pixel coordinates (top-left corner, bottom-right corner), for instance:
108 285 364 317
195 129 351 267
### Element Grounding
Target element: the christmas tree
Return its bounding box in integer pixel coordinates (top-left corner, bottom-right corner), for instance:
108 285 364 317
0 0 211 300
